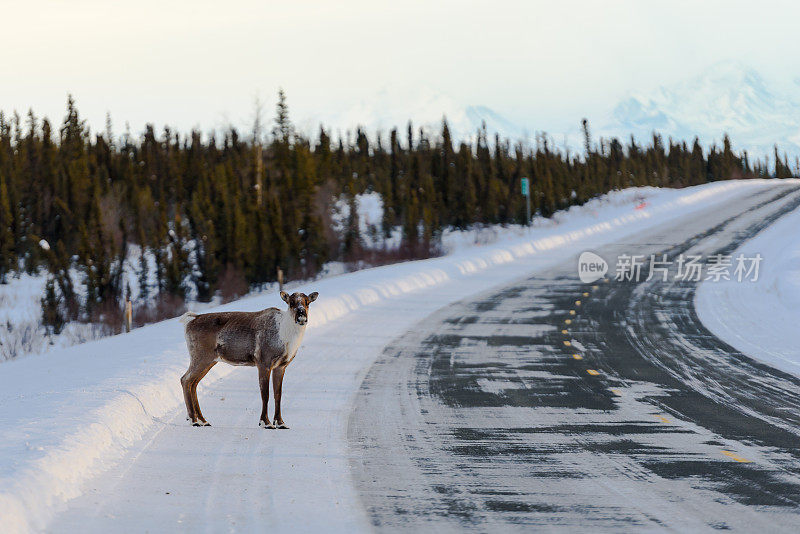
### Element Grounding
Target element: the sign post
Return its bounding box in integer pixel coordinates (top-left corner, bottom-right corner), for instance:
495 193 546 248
521 177 531 226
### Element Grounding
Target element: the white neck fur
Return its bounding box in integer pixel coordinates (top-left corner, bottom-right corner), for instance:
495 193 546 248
278 309 306 358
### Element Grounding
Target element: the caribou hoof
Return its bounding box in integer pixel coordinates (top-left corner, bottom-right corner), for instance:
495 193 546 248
191 421 204 427
274 421 289 429
259 419 276 429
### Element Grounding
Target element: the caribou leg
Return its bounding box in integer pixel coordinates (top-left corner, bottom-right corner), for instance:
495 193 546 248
272 365 288 429
258 365 276 429
190 361 217 426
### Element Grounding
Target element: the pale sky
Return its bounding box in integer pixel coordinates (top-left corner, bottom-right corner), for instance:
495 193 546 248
2 0 799 137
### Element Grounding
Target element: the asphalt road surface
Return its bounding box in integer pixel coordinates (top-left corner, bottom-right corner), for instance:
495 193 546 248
350 185 800 531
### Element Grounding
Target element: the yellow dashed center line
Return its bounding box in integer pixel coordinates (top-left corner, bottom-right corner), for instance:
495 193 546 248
582 292 589 297
563 341 571 347
592 285 599 290
586 369 600 376
653 415 671 423
561 329 568 334
572 354 583 360
569 310 576 316
564 319 572 325
610 389 622 396
575 300 581 306
722 450 752 463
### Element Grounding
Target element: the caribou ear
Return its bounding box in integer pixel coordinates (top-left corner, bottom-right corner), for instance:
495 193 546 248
280 291 290 303
308 292 318 303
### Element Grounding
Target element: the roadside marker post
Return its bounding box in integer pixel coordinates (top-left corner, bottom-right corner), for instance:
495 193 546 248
124 298 132 333
521 177 531 225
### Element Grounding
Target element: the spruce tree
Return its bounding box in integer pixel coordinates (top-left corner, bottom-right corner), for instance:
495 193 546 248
273 89 292 144
41 277 65 335
0 174 13 282
343 192 361 259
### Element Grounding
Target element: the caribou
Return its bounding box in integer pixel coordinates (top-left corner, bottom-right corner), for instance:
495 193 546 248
179 290 318 428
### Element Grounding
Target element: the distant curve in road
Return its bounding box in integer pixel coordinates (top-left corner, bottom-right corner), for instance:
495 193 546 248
349 185 800 531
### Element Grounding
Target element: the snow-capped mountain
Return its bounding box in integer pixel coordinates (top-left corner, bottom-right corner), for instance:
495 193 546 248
296 62 800 159
296 87 526 143
603 61 800 158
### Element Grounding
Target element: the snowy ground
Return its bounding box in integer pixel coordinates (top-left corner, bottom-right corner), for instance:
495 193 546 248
0 180 787 533
0 273 49 360
0 246 169 361
0 273 118 360
696 180 800 375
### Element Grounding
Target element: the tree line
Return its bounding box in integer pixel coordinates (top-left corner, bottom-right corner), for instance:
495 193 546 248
0 93 789 335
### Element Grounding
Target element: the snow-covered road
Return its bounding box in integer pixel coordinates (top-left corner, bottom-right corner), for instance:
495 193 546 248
1 180 793 533
351 183 800 530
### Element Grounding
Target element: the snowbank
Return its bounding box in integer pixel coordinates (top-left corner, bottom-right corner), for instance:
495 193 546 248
439 187 656 254
0 179 780 533
696 181 800 376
